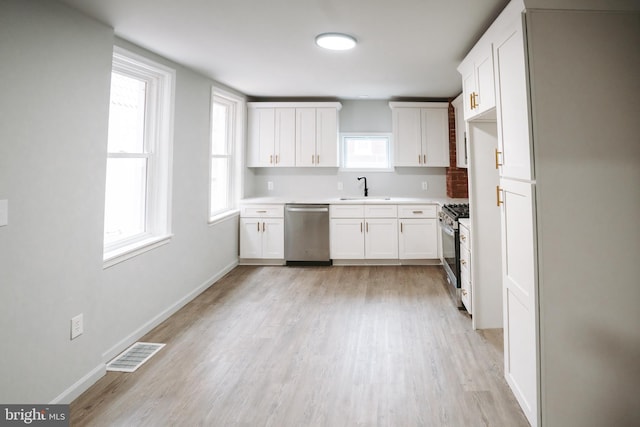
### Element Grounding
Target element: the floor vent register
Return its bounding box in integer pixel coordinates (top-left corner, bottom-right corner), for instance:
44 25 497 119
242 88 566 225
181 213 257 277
106 342 166 372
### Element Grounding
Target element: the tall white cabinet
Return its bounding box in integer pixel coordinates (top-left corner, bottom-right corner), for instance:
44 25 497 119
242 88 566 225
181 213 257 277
459 1 640 426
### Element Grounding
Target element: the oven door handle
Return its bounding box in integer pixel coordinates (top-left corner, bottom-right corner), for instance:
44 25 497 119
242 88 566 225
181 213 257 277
440 224 455 237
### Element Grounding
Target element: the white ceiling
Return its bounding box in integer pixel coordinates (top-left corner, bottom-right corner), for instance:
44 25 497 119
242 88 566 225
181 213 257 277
58 0 509 100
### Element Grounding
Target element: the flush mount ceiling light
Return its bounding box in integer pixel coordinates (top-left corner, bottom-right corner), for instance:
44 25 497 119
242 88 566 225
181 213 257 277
315 33 357 51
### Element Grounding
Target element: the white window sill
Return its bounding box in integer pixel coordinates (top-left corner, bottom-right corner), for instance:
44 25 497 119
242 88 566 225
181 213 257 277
103 234 173 269
209 209 239 226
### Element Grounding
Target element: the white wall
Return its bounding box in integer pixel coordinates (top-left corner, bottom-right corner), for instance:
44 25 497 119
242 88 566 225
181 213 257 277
0 0 238 403
246 100 449 199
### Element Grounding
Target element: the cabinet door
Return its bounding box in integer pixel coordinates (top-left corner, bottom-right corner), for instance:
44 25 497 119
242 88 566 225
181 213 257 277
398 218 438 259
330 219 365 259
494 19 533 181
475 48 495 115
461 63 476 120
500 178 538 427
421 108 450 167
365 218 398 259
315 107 338 167
262 218 284 259
295 108 316 167
239 218 263 258
393 107 422 166
274 108 295 167
247 108 275 167
452 95 468 168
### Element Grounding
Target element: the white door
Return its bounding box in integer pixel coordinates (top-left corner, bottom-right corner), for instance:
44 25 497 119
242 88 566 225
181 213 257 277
261 218 284 259
239 218 263 258
330 219 365 259
365 218 398 259
295 108 316 166
393 107 422 166
500 178 538 427
315 107 338 167
274 108 295 167
398 218 438 259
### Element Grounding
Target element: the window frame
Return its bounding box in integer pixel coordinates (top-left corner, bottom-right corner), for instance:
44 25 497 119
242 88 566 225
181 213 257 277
339 132 394 172
209 87 244 223
103 46 176 268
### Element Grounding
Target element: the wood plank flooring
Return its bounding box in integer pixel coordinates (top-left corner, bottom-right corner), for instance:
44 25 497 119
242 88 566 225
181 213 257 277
70 266 528 426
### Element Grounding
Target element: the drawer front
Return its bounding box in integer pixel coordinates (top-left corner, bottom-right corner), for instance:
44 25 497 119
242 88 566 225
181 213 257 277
461 277 472 314
330 204 365 218
460 246 471 275
241 205 284 218
397 205 437 218
459 224 471 251
364 204 398 218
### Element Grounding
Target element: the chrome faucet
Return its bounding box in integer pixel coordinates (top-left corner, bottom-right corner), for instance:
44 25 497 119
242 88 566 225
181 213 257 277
357 176 368 197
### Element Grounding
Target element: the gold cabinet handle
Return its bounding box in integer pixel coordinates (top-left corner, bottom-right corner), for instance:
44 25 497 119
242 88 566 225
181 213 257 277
257 222 260 232
400 222 403 233
270 154 273 164
497 186 503 206
366 222 369 233
262 222 266 232
275 154 279 164
461 235 466 242
316 154 320 164
461 259 467 266
462 289 468 296
311 154 315 164
412 210 423 214
360 222 363 233
418 154 422 164
495 149 502 169
423 154 426 164
469 93 474 110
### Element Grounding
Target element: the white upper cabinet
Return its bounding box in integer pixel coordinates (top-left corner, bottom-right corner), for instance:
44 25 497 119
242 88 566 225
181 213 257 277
390 102 450 167
451 94 468 168
247 102 341 168
458 43 496 121
296 107 339 167
247 107 295 167
494 17 533 181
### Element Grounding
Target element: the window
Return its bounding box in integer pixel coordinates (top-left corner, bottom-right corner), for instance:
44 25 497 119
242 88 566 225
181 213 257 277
209 88 243 221
341 133 392 170
103 47 175 265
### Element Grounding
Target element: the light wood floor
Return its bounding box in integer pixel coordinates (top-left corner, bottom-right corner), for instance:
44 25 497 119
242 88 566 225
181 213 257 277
71 266 528 426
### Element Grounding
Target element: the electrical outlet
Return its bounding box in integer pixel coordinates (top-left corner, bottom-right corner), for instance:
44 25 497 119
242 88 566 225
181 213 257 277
71 314 83 340
267 181 274 191
422 181 428 191
337 181 343 191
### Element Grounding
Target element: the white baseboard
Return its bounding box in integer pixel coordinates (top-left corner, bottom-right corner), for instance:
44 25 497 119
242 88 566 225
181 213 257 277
50 363 106 404
102 259 238 362
51 260 238 405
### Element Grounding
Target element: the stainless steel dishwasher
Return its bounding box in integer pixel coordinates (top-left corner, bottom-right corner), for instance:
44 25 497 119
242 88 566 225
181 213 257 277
284 204 331 266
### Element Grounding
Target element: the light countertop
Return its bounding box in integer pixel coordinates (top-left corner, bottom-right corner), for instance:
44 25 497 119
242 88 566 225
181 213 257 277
240 196 468 206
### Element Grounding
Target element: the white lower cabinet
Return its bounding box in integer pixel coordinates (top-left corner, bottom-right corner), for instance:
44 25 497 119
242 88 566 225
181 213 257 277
397 205 439 259
330 205 398 260
239 205 284 260
459 221 472 313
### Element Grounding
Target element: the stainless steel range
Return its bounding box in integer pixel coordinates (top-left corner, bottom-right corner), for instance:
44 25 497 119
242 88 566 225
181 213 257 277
439 203 469 309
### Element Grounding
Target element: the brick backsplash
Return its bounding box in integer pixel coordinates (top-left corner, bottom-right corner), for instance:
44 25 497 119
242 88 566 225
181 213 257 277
446 100 468 199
